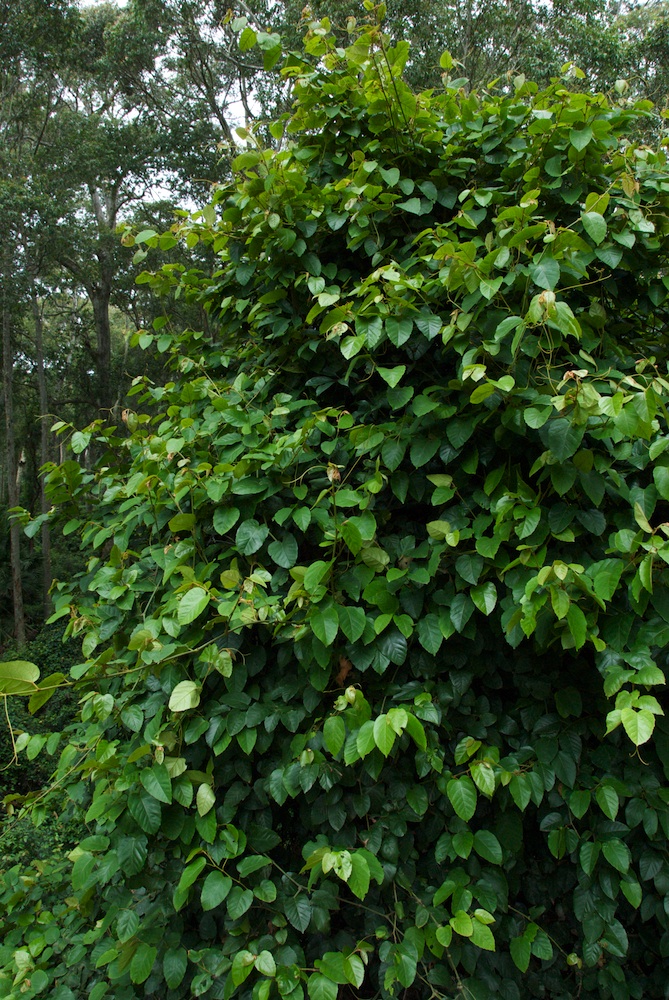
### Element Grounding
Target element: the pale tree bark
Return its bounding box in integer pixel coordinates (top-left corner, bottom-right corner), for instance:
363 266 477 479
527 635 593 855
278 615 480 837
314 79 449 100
30 281 53 618
2 265 26 648
89 272 113 411
86 184 119 413
60 183 119 414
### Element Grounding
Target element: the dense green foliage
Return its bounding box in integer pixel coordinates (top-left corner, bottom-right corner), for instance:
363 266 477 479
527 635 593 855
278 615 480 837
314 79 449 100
3 14 669 1000
3 0 669 643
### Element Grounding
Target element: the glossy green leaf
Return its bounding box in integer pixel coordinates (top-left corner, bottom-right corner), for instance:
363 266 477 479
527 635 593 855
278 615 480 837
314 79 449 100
356 720 376 757
452 831 474 858
602 838 631 873
471 582 497 615
510 935 531 972
308 973 338 1000
196 783 216 816
311 605 339 646
377 365 406 387
347 853 370 900
406 785 429 815
255 951 276 977
473 830 502 864
620 879 642 909
201 871 232 910
547 419 583 462
227 886 254 920
163 948 188 990
569 790 590 819
231 950 256 986
236 518 269 554
213 506 240 534
570 125 593 150
417 613 443 653
595 785 619 820
529 256 559 290
447 777 477 821
579 841 600 876
470 761 495 798
581 211 607 245
129 943 157 984
450 593 475 633
268 533 298 568
116 909 139 943
127 791 162 834
140 764 172 804
237 855 270 876
566 604 587 650
285 895 312 932
404 713 427 750
168 512 195 532
436 924 453 947
337 605 366 642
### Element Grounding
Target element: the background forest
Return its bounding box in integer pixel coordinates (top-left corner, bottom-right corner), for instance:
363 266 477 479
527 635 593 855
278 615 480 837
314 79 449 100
2 3 669 1000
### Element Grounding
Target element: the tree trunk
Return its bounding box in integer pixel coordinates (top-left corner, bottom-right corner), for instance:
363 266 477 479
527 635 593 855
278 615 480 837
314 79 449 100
2 272 26 648
88 186 118 413
90 278 112 411
31 283 53 618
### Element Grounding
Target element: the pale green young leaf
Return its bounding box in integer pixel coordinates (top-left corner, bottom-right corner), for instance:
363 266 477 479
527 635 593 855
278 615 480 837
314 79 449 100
168 680 201 712
470 920 495 951
177 587 210 625
196 783 216 816
620 707 655 745
347 853 370 900
323 716 346 757
373 715 396 756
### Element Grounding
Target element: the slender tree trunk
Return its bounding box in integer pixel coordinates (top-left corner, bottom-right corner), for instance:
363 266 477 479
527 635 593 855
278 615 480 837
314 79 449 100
2 270 26 648
90 278 112 412
31 283 52 618
88 186 117 413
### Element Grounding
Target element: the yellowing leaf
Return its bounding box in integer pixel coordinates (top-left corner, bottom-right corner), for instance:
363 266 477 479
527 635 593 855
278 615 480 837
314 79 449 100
196 783 216 816
168 680 201 712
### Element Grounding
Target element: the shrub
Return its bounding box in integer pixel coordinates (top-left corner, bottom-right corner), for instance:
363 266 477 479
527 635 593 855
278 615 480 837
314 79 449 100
2 19 669 1000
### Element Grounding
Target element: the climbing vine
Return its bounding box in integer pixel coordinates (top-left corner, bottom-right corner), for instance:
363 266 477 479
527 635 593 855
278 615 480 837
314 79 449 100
2 14 669 1000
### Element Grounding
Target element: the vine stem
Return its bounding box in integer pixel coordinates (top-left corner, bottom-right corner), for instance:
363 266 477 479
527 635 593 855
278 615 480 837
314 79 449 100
1 694 19 770
507 903 571 959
